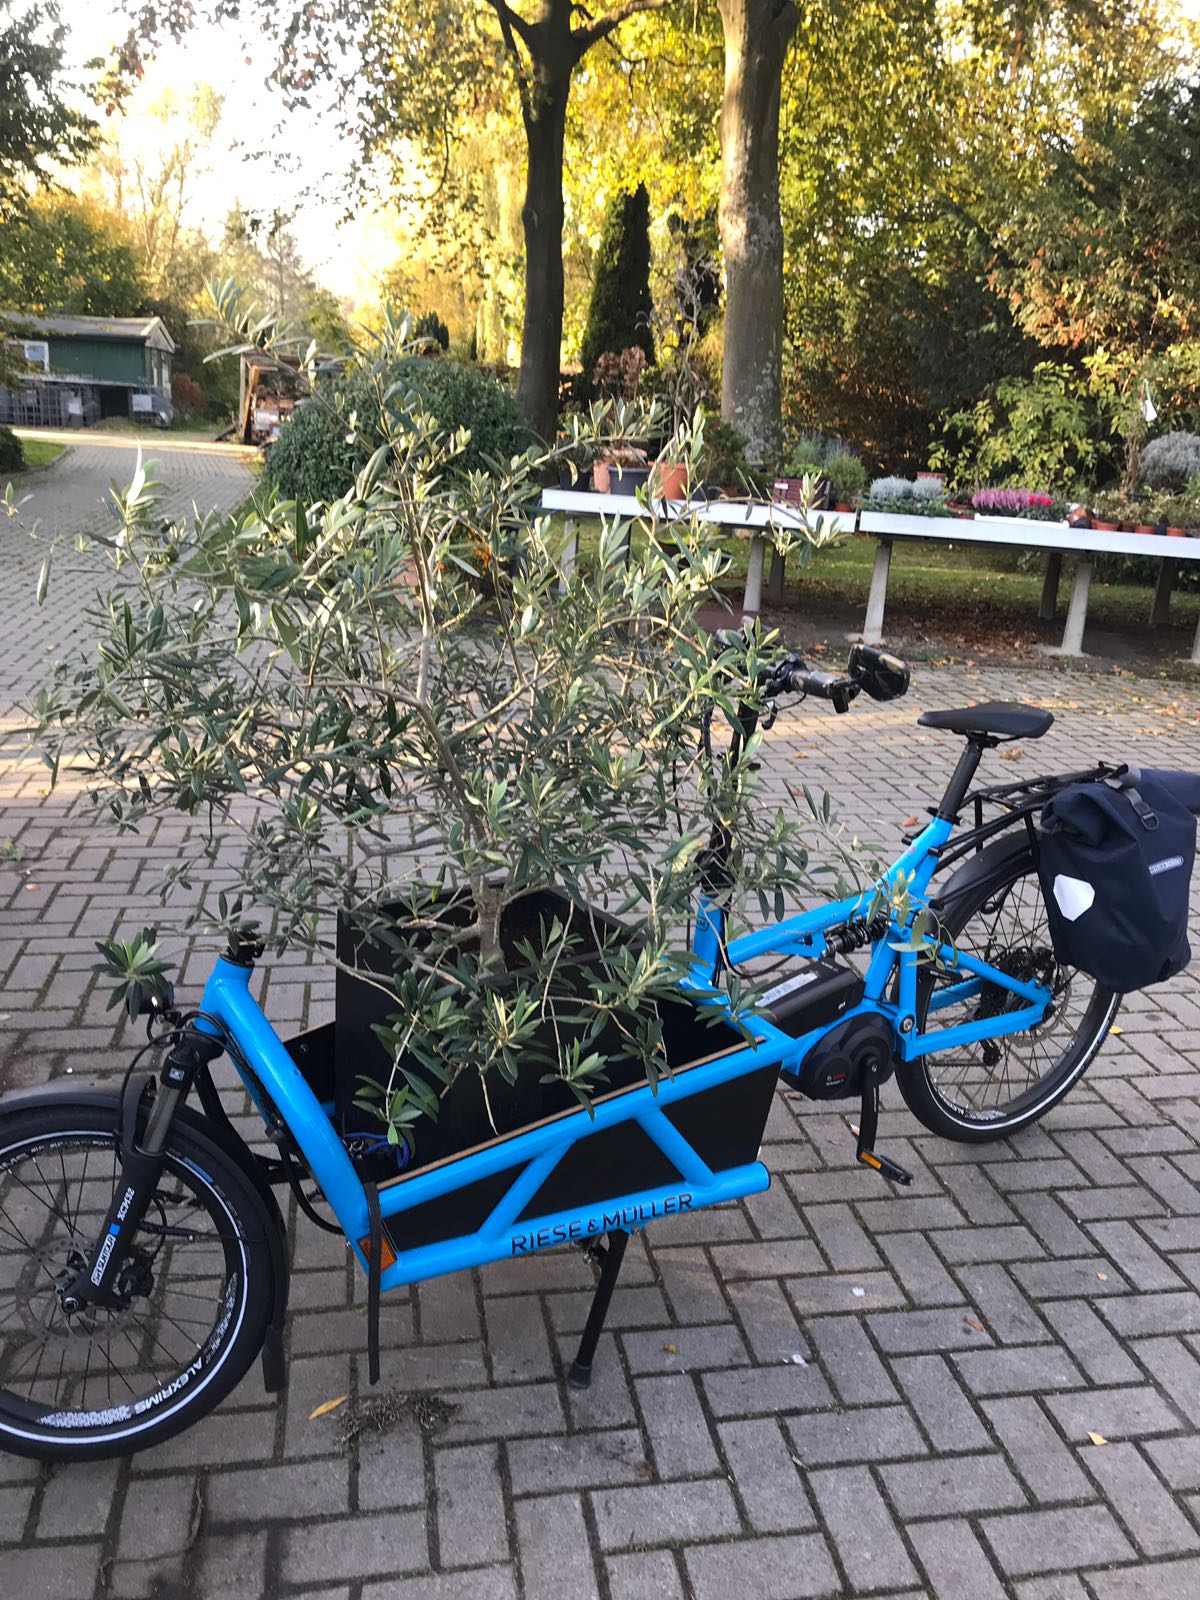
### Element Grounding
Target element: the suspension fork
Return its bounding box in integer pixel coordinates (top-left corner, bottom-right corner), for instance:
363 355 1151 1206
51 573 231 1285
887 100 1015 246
60 1027 225 1312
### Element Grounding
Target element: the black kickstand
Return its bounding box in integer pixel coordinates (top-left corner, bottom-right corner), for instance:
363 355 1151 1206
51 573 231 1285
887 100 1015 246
568 1229 629 1390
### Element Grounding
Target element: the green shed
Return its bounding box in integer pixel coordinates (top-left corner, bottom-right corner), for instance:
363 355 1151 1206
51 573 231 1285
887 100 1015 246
0 312 175 427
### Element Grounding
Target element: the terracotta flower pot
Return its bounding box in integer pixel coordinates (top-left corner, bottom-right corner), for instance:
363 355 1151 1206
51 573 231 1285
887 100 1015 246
1091 519 1118 532
1134 524 1156 535
1168 526 1188 538
592 461 610 494
834 501 854 513
652 460 689 500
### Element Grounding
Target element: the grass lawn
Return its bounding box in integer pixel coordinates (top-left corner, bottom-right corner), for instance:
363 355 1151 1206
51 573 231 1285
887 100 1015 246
93 417 228 441
4 437 66 495
13 439 65 471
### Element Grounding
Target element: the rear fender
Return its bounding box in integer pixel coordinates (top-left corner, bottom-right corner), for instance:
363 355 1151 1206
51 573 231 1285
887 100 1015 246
928 828 1035 924
0 1080 291 1391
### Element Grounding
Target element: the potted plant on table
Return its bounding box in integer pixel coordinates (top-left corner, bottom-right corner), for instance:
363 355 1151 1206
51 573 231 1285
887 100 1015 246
825 449 868 512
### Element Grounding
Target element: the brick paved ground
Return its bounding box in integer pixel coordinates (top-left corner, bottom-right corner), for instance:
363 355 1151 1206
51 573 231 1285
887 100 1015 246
4 471 1200 1598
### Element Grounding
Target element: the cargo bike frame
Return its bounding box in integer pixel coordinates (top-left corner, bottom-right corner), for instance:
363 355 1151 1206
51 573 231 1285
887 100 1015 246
0 644 1123 1458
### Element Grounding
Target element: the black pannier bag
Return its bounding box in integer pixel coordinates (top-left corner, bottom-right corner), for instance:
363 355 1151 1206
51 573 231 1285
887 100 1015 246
1037 767 1200 993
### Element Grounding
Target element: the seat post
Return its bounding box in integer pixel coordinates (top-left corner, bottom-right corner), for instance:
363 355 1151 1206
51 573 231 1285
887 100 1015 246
937 737 989 821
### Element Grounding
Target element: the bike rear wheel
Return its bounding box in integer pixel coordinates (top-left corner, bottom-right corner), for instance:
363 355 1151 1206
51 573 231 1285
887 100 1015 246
0 1099 275 1460
898 852 1119 1141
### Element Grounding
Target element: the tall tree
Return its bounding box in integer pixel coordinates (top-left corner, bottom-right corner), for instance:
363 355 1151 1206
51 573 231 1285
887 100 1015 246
716 0 798 462
0 1 95 221
115 1 667 440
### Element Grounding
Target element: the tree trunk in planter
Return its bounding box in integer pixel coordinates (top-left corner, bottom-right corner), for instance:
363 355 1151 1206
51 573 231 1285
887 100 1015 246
716 0 799 464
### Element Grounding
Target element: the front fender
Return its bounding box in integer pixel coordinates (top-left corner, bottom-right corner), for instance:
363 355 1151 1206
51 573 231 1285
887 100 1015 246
0 1079 291 1391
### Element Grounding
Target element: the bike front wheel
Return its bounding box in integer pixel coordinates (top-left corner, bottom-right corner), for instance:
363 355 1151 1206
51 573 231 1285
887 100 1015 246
897 849 1120 1142
0 1098 275 1460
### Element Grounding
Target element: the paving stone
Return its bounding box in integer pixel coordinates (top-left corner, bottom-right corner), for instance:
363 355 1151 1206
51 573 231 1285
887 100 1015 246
719 1417 815 1533
507 1428 647 1496
205 1456 351 1523
807 1314 897 1404
1081 1440 1200 1556
1144 1434 1200 1490
684 1532 840 1599
876 1230 963 1305
981 1504 1136 1577
952 1343 1086 1396
908 1518 1008 1600
606 1549 684 1600
808 1465 918 1590
787 1404 926 1467
1041 1299 1143 1385
985 1395 1100 1504
891 1355 991 1451
515 1493 598 1600
1086 1556 1200 1599
701 1361 833 1418
361 1569 518 1600
1047 1385 1186 1442
637 1373 720 1478
280 1511 428 1584
592 1478 741 1550
880 1451 1027 1518
434 1441 508 1567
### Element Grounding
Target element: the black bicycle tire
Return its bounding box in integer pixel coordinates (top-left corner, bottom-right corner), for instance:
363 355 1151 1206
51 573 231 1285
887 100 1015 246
896 856 1120 1142
0 1101 274 1461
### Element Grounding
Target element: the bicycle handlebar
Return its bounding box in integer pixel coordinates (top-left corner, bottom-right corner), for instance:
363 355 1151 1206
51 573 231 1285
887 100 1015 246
712 632 911 715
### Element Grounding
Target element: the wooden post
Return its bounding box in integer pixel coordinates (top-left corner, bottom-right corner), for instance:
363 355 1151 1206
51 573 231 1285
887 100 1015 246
1059 560 1093 655
743 533 766 620
1151 558 1178 628
765 540 786 603
862 539 892 641
1039 552 1063 622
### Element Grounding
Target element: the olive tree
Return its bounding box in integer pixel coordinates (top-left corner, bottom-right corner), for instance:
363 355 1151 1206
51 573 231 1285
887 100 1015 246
31 299 846 1149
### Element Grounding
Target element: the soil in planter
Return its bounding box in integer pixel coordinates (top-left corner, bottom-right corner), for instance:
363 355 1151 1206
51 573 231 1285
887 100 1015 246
332 888 740 1173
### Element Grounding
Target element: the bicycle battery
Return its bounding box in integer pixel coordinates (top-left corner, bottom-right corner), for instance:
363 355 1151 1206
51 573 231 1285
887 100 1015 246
762 958 864 1038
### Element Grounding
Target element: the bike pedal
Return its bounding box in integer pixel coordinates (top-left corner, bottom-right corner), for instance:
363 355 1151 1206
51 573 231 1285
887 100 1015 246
857 1148 913 1186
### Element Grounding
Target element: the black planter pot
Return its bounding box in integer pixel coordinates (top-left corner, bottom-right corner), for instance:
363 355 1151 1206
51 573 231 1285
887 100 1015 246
285 889 769 1200
607 465 650 496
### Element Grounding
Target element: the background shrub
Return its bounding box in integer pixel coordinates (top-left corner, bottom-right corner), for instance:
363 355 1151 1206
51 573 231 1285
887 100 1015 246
171 372 208 419
0 425 23 473
414 311 450 351
1141 431 1200 491
264 357 535 506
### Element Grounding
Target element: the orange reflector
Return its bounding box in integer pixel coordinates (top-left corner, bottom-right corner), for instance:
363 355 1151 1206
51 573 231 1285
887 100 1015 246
359 1231 397 1270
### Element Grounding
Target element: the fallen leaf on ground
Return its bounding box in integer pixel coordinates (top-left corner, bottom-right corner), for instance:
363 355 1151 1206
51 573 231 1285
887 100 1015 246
663 1343 678 1354
635 1460 653 1480
1087 1431 1108 1446
963 1317 985 1333
309 1395 349 1420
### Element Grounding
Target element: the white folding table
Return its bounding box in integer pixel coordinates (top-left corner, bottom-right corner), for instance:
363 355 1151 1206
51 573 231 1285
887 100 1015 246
538 490 1200 658
858 512 1200 659
540 488 855 617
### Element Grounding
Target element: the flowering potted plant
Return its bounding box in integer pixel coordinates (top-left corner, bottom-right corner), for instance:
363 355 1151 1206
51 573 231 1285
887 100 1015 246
971 487 1059 522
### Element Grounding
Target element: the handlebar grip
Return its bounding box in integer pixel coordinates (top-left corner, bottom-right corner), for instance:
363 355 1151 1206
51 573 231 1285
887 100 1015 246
785 668 856 713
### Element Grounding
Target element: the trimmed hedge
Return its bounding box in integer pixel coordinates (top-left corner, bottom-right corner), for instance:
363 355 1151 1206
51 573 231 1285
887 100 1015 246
263 358 535 506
